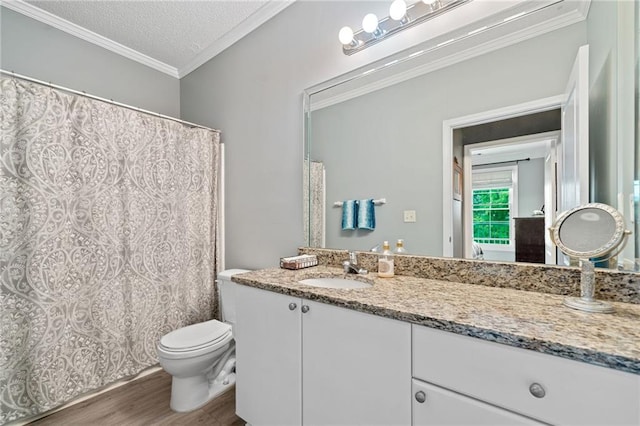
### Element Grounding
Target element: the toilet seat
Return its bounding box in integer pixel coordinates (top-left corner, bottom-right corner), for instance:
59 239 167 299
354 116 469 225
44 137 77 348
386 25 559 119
158 320 232 358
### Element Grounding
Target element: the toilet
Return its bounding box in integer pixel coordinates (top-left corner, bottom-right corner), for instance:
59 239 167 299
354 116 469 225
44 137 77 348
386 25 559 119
157 269 249 412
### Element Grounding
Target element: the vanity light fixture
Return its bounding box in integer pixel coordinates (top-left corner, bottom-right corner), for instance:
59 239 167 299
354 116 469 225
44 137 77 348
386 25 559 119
339 0 469 55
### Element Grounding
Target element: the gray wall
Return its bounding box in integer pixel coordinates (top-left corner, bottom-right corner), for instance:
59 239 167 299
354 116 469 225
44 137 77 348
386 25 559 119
310 24 586 256
0 7 180 117
587 0 636 256
518 158 545 217
180 1 399 269
586 0 638 266
180 2 590 268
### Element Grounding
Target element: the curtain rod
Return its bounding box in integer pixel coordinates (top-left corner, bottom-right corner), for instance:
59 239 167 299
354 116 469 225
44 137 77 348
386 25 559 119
1 69 220 134
473 157 531 168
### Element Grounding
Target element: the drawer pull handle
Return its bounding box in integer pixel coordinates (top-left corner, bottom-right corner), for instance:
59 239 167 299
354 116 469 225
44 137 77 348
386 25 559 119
301 305 310 313
415 391 427 403
289 303 297 311
529 383 546 398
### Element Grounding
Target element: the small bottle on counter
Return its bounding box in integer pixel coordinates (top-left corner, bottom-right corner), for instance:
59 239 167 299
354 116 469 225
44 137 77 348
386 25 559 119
378 241 395 278
394 239 406 254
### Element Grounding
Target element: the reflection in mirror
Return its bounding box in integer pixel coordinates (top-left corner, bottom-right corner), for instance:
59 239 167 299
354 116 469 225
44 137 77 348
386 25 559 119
464 129 560 264
304 0 639 271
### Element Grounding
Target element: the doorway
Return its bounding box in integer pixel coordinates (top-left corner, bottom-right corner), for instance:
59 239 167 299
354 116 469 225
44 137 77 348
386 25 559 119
442 95 564 258
463 132 560 262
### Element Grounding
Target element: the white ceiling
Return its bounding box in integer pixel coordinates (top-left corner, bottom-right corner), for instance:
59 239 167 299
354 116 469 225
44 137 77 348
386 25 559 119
5 0 293 78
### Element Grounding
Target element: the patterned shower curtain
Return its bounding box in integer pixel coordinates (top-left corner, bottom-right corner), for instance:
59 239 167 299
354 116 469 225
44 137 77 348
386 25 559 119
0 76 221 424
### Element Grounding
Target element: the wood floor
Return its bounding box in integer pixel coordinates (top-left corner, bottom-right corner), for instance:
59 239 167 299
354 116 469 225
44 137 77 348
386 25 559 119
30 370 245 426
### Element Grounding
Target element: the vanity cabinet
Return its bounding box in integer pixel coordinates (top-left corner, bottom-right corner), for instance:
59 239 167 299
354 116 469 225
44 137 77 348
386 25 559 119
235 284 411 426
412 325 640 425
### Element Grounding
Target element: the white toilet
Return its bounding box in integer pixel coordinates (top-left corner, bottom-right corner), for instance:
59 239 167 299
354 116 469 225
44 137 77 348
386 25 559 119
157 269 249 412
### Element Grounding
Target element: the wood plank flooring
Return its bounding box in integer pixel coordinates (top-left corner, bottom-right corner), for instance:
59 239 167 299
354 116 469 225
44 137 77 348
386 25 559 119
30 370 245 425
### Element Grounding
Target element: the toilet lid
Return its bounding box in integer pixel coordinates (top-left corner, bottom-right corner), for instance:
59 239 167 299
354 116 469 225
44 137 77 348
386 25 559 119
159 320 232 352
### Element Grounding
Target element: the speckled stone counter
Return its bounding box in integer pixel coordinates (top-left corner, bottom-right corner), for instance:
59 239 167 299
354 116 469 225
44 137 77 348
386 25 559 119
299 248 640 304
232 266 640 375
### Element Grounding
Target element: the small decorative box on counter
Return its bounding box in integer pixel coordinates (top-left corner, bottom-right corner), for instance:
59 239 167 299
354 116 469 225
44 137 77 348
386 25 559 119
280 254 318 270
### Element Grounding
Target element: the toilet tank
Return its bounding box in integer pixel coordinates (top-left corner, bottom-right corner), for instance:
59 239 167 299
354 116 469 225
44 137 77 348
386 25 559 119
216 269 250 326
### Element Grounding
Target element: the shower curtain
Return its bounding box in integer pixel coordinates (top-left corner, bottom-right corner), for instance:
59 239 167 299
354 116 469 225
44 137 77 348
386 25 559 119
0 76 221 424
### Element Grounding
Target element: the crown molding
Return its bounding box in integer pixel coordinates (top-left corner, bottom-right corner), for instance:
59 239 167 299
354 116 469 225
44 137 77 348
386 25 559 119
1 0 180 78
310 1 590 112
1 0 295 80
576 0 592 17
178 0 296 78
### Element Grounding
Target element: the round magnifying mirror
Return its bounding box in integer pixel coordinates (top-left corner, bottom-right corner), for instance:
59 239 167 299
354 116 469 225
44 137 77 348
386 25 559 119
549 203 630 314
553 204 625 259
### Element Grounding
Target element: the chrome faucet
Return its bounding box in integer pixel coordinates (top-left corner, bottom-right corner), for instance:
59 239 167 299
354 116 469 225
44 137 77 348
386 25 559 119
343 251 368 275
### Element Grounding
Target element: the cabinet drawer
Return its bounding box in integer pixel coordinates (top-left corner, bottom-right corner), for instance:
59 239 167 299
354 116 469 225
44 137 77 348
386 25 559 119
413 325 640 425
412 379 543 425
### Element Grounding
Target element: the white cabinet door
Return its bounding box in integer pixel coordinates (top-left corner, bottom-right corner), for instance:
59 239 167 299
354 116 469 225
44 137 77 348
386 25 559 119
302 300 412 426
235 285 302 426
412 380 543 426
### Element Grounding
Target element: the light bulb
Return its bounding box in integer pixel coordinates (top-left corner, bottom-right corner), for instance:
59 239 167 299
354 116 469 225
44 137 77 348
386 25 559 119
338 26 354 45
389 0 407 21
422 0 439 8
362 13 379 34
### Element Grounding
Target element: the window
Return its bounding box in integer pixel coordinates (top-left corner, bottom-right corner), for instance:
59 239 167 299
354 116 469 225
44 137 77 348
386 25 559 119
473 188 511 245
472 166 517 247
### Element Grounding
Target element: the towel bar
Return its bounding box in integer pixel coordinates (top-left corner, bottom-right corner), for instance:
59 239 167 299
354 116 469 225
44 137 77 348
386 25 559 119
333 198 386 207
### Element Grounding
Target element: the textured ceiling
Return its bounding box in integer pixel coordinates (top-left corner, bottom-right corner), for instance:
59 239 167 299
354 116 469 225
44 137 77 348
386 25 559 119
24 0 280 75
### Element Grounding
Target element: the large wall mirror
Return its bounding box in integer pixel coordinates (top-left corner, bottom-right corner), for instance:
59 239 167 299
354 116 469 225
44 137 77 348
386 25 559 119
304 0 639 271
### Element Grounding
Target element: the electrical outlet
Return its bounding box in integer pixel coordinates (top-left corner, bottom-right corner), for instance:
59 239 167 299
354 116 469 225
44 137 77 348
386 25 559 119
403 210 416 223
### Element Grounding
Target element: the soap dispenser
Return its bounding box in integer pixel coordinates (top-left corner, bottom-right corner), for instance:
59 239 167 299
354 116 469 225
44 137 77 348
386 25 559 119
378 241 395 278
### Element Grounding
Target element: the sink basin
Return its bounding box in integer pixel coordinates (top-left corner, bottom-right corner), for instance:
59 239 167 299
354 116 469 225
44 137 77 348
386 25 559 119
298 277 372 289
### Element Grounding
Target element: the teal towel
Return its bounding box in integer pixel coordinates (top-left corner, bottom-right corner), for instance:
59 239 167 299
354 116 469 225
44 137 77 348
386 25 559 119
341 200 357 230
357 199 375 230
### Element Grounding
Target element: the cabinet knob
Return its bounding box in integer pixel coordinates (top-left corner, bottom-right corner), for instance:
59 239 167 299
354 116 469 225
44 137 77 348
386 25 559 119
414 391 426 403
289 303 297 311
301 305 310 313
529 383 546 398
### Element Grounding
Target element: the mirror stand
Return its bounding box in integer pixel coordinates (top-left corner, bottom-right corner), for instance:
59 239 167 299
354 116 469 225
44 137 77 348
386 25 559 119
563 260 614 314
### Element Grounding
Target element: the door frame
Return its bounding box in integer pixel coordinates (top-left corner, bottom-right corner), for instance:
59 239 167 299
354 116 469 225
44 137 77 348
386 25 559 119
442 95 564 257
462 131 560 260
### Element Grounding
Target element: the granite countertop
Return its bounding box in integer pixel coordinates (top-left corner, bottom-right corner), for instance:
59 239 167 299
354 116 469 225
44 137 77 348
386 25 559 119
232 266 640 375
